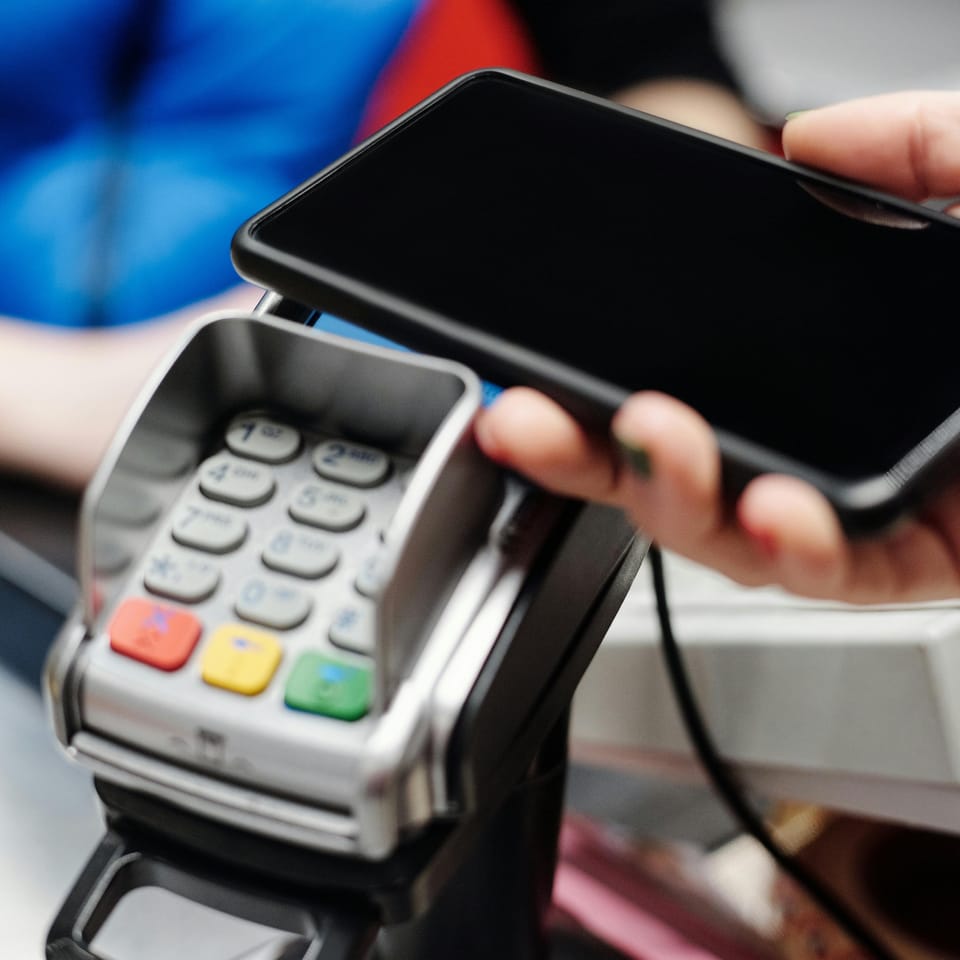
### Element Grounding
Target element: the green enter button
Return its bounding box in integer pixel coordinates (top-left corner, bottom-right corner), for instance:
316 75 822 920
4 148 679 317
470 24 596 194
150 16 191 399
284 652 371 721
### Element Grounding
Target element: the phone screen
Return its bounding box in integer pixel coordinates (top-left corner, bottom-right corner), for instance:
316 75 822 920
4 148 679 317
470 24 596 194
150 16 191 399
246 72 960 482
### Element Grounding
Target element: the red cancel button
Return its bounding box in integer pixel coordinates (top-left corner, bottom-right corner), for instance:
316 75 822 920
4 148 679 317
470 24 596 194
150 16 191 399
109 598 202 671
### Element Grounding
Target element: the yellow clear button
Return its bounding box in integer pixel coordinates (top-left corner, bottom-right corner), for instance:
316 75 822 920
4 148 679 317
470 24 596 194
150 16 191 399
202 623 282 695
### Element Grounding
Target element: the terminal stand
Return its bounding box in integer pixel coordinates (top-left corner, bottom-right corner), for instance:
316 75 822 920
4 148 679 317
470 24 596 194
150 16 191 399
47 714 577 960
376 714 569 960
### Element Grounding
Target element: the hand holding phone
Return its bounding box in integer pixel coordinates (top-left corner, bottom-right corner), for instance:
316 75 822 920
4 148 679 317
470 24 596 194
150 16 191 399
232 71 960 595
478 91 960 605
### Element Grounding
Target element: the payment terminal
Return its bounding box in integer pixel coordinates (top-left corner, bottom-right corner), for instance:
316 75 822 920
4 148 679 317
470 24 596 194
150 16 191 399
44 293 645 959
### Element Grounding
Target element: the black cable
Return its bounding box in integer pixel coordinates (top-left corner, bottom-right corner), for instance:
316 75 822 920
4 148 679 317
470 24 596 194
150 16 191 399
648 543 898 960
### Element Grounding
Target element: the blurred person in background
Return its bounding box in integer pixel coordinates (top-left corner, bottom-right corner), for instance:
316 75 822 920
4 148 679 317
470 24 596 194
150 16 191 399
6 1 959 608
0 0 763 490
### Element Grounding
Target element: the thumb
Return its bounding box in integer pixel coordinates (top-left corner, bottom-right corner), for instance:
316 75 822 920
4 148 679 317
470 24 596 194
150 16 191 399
782 90 960 201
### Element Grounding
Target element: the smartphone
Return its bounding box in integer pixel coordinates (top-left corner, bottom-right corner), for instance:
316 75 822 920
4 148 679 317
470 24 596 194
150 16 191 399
232 68 960 536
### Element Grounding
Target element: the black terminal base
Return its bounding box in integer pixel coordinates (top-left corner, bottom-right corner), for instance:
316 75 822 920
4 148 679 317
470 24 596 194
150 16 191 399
46 820 379 960
49 715 570 960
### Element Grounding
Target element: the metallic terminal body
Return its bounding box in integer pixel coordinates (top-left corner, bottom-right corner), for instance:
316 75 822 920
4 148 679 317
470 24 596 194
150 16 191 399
46 309 643 861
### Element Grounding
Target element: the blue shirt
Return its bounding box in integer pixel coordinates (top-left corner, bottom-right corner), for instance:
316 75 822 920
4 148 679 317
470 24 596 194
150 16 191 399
0 0 419 326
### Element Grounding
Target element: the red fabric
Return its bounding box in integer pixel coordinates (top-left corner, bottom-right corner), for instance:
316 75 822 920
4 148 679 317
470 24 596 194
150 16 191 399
358 0 541 137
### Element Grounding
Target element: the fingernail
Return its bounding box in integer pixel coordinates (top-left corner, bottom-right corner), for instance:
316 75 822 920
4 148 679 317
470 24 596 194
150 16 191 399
615 436 652 479
784 110 809 123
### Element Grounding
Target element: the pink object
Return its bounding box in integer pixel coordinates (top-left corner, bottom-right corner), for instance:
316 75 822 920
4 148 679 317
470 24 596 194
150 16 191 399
551 816 777 960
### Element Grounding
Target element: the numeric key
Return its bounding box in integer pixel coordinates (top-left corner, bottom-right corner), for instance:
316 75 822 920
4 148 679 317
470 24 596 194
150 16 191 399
262 526 340 579
235 575 312 630
172 502 247 554
226 416 301 463
199 453 275 507
289 481 365 531
313 440 389 487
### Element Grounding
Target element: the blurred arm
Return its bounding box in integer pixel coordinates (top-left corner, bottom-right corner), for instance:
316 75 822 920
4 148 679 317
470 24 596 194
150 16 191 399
0 285 262 490
506 0 769 147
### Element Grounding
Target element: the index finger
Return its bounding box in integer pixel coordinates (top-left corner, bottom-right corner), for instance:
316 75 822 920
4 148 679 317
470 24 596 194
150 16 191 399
782 90 960 200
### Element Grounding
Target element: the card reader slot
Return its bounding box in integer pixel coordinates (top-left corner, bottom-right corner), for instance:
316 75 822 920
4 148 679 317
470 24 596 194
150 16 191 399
73 732 364 853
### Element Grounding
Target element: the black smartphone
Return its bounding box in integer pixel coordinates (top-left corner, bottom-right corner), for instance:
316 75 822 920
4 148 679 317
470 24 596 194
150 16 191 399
232 68 960 536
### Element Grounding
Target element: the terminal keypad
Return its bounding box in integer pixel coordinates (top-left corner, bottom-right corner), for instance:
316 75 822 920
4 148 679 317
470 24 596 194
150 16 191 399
106 414 406 722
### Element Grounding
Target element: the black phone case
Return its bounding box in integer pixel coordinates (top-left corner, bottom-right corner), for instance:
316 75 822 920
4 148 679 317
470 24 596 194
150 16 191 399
231 68 960 537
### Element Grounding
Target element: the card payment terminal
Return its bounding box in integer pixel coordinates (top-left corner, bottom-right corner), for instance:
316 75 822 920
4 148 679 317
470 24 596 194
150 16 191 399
43 294 645 959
